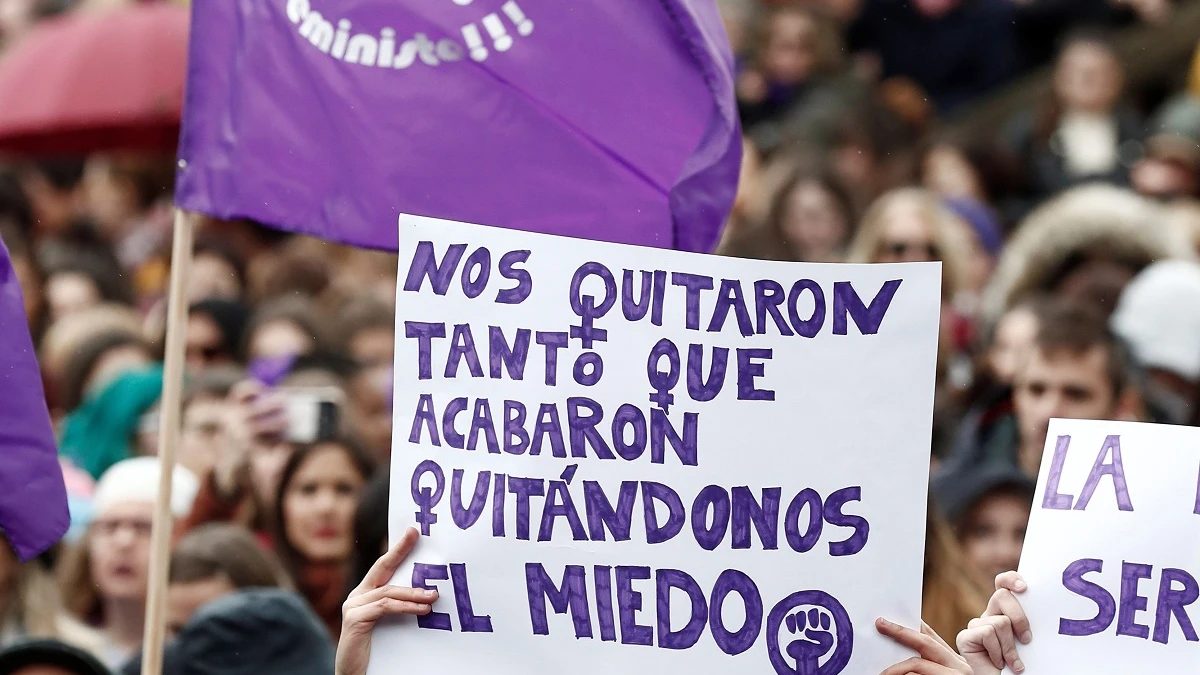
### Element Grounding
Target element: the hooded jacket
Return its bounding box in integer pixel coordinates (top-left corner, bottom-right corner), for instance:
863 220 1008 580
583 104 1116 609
982 184 1191 322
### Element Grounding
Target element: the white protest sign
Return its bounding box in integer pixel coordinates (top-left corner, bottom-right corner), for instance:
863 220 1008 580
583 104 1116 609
370 214 941 675
1018 419 1200 673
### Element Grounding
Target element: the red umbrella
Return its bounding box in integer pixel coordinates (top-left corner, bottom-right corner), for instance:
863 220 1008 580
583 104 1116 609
0 2 188 155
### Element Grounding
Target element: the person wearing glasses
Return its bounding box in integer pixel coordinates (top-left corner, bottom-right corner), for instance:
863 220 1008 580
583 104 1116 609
57 458 199 671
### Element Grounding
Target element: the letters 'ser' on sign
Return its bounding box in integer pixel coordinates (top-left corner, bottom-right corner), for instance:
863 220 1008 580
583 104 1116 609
1018 418 1200 673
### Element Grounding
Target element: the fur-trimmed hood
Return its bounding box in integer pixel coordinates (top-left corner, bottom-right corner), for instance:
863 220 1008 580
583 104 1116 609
982 184 1194 321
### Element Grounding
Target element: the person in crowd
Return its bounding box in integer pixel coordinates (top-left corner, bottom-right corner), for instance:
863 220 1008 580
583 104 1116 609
58 331 153 416
766 167 857 262
271 438 375 639
137 588 333 675
922 504 991 643
848 187 971 296
326 246 399 309
243 297 328 363
37 304 142 413
187 237 246 304
736 4 847 131
983 184 1178 323
1110 259 1200 425
848 188 975 458
42 251 134 324
1131 93 1200 201
178 368 242 479
0 639 114 675
0 536 103 656
249 237 334 304
1005 31 1143 202
58 334 160 480
981 298 1046 389
934 465 1036 582
58 458 200 670
165 524 289 635
79 155 174 281
16 159 85 240
943 197 1003 308
181 380 289 543
918 138 1018 213
338 298 394 371
942 300 1138 478
849 0 1016 113
185 299 249 374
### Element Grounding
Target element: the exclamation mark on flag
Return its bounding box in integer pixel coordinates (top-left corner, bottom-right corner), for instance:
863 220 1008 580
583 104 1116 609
481 13 513 52
501 1 534 36
462 23 488 61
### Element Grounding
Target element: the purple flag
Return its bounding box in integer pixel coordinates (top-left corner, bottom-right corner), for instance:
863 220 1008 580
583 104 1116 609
0 236 68 561
174 0 740 252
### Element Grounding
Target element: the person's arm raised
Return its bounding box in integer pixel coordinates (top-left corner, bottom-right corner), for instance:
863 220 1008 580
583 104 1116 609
336 527 439 675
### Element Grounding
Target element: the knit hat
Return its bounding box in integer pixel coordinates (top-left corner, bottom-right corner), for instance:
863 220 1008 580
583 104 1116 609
93 457 200 520
944 196 1004 257
932 463 1036 523
1111 259 1200 382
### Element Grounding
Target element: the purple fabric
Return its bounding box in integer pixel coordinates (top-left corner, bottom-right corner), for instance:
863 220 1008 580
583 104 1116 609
0 237 68 561
175 0 741 253
248 354 300 387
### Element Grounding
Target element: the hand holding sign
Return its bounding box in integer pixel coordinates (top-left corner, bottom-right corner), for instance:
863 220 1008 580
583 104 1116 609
337 528 438 675
875 573 1031 675
957 572 1032 674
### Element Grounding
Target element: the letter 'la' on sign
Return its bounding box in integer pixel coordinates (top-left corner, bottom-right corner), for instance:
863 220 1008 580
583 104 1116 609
174 0 741 253
1017 418 1200 673
371 214 944 675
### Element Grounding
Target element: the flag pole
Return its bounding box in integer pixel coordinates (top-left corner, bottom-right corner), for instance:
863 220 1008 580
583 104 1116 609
140 208 195 675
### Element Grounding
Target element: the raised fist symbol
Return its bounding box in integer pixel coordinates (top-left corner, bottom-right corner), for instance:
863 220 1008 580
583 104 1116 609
785 607 835 674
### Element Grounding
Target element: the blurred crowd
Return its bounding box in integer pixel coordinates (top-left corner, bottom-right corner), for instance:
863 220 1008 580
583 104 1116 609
1 0 1200 672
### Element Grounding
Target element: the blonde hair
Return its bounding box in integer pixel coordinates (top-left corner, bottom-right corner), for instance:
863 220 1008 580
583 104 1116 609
847 188 971 302
923 507 991 644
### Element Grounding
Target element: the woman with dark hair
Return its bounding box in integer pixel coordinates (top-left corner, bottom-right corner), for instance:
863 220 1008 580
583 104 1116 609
766 167 856 262
272 438 375 639
42 251 135 323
